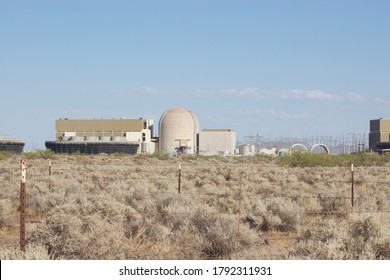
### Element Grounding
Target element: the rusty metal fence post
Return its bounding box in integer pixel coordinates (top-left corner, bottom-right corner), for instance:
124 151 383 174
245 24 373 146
20 159 27 252
351 163 355 209
178 164 181 194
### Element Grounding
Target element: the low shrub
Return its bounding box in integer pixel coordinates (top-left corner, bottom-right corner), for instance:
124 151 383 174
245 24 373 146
0 243 50 260
1 154 390 260
23 149 56 160
0 151 14 161
290 214 390 260
277 153 389 168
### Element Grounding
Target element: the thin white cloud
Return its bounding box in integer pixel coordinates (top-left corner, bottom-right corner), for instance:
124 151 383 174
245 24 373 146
219 88 240 95
373 97 390 105
342 92 367 102
108 86 179 96
245 109 309 119
188 87 360 103
238 88 262 97
219 88 267 98
105 86 369 106
278 89 339 101
185 87 265 98
231 88 369 104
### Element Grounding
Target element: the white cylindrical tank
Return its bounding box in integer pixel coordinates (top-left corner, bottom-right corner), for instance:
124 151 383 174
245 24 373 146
159 107 199 155
239 144 255 156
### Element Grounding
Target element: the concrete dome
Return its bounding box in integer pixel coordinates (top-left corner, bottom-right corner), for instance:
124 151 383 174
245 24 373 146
159 107 199 155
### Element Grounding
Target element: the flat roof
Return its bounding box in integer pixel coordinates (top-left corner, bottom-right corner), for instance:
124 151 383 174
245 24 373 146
0 135 25 143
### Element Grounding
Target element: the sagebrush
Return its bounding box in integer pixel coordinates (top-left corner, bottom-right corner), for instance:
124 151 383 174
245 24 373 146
1 154 389 259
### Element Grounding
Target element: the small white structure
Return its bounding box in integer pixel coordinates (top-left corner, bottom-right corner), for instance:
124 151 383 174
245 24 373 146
198 129 236 156
277 148 289 156
141 142 156 154
126 131 142 142
259 148 278 156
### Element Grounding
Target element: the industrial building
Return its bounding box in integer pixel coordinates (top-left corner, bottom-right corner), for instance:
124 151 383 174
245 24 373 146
46 118 155 155
0 135 25 153
158 107 199 155
158 107 238 156
369 118 390 153
55 118 153 141
198 129 236 156
45 107 238 156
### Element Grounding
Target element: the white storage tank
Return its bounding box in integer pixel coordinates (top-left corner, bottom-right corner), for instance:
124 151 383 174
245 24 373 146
239 144 255 156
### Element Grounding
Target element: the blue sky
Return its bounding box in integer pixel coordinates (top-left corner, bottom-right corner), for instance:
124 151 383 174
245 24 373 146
1 0 389 150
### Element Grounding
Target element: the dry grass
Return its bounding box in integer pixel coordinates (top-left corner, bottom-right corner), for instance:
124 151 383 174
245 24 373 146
1 153 390 259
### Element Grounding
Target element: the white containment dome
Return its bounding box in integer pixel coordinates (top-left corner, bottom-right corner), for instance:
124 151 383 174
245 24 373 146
159 107 199 155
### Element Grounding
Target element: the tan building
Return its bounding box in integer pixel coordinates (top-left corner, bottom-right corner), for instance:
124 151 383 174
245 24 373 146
369 118 390 150
198 129 236 156
56 118 153 143
47 118 155 155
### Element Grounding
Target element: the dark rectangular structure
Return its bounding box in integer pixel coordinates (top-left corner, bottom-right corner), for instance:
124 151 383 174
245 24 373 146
45 141 139 155
0 141 25 153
